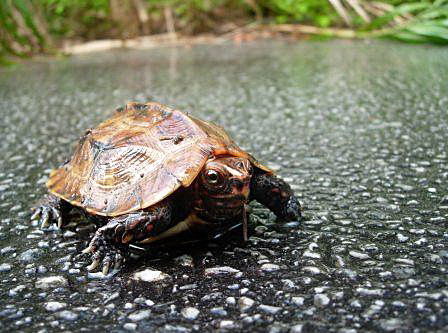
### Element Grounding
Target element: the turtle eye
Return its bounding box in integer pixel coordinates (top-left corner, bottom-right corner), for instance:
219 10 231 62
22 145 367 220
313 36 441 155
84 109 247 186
205 170 221 185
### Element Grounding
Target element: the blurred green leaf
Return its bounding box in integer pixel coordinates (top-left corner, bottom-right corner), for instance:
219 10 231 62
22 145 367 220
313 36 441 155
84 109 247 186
366 3 431 30
406 21 448 40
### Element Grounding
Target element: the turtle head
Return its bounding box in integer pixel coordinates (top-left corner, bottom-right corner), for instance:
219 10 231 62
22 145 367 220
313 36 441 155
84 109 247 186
196 156 252 222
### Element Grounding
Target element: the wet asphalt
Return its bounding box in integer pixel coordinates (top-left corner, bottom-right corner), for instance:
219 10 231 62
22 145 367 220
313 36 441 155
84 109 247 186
0 40 447 332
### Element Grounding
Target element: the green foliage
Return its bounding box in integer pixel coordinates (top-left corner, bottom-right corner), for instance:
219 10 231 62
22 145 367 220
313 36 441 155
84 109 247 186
1 0 447 64
261 0 341 27
40 0 111 38
376 1 448 43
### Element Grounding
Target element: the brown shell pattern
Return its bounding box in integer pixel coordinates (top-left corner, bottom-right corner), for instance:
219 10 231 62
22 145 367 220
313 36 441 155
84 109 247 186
47 102 271 217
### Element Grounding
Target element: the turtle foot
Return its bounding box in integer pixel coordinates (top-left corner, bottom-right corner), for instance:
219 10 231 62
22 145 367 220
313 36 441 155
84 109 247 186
31 195 64 228
83 232 124 275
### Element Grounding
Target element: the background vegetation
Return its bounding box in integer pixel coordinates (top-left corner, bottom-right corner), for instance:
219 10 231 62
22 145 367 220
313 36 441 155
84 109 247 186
0 0 447 62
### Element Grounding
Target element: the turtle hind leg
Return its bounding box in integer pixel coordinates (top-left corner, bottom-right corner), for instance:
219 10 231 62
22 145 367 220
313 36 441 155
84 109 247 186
31 194 71 228
250 171 301 221
82 199 175 274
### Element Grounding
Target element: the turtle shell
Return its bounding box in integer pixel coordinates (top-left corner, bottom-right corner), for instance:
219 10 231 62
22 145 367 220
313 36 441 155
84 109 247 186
47 102 271 217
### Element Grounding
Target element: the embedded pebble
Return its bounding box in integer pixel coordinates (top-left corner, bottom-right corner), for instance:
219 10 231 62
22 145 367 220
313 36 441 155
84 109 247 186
181 307 200 320
128 310 151 322
290 324 304 333
56 310 78 321
396 233 409 242
0 263 12 272
174 254 194 267
9 285 26 296
35 276 68 289
19 249 41 263
210 307 227 317
220 320 236 329
44 302 67 312
1 246 16 255
204 266 240 275
291 296 305 306
379 318 406 331
123 323 138 331
349 251 370 260
260 263 280 272
133 269 170 282
238 297 255 311
258 304 282 314
356 288 384 297
314 294 330 307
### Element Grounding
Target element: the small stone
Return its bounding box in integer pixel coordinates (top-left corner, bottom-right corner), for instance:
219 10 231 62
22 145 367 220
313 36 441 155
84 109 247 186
0 263 11 272
124 303 134 310
1 246 16 255
238 297 255 311
349 251 370 260
36 276 68 289
63 230 77 238
181 307 199 320
128 310 151 321
440 195 448 205
145 299 155 306
290 324 303 333
258 304 282 314
379 318 405 332
19 249 41 263
56 310 78 321
220 320 236 329
302 251 321 259
226 297 236 305
394 258 414 266
204 266 240 275
9 285 26 296
45 302 66 312
133 269 170 282
37 241 49 248
302 266 321 274
396 233 409 242
123 323 138 331
291 296 304 306
314 293 330 307
210 307 227 317
282 279 295 290
174 254 194 267
350 299 362 308
260 263 280 272
356 288 384 297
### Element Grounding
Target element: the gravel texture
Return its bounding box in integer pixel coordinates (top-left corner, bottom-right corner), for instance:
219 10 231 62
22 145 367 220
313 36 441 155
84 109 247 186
0 40 447 332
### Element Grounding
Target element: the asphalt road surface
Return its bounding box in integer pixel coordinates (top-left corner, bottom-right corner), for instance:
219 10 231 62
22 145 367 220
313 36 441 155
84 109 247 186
0 40 447 332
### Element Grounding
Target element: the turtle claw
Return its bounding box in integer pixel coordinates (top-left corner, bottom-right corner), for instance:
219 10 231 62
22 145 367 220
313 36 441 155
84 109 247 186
82 244 95 254
31 203 64 229
87 258 100 271
102 260 111 275
84 232 125 274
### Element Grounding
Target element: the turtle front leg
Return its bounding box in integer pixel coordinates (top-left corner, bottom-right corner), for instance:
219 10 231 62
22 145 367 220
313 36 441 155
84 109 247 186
250 172 301 221
31 194 71 228
82 200 174 274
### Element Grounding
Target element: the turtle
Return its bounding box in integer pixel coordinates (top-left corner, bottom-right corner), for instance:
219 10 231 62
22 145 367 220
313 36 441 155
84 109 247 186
31 102 301 274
